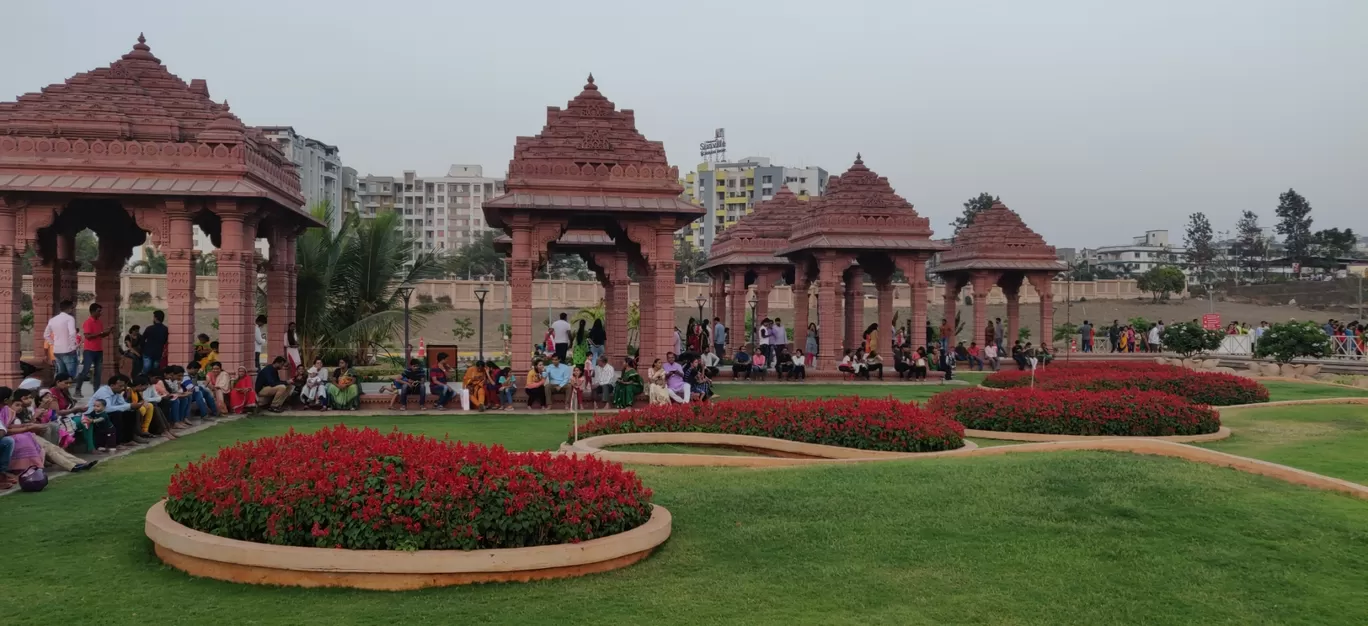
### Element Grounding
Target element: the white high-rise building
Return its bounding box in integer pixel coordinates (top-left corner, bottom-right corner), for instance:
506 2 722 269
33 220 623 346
260 126 344 231
358 165 505 260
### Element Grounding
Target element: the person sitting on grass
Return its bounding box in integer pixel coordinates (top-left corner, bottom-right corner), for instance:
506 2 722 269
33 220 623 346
731 345 752 380
686 356 713 402
663 353 690 403
76 398 115 455
230 366 258 413
205 361 230 415
255 357 291 413
182 362 218 420
193 333 212 367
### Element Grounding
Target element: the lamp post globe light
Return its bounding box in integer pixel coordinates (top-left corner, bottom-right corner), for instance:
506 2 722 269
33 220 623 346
398 286 416 364
695 293 707 323
474 284 490 361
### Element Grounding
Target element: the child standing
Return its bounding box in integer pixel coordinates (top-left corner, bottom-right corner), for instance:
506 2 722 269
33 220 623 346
498 367 516 409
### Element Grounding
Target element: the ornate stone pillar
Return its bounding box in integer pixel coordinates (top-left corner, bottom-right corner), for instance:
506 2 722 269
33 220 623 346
0 200 23 382
875 275 894 357
214 203 249 373
709 272 727 338
266 230 290 362
817 254 845 361
971 272 1000 351
30 254 56 356
637 264 655 360
284 232 299 332
942 279 960 342
897 256 929 350
608 257 630 365
791 272 810 356
1029 274 1054 349
1004 281 1021 348
843 268 862 352
650 227 678 361
241 219 261 371
509 226 535 375
164 201 197 367
728 271 745 350
95 236 127 380
753 268 772 323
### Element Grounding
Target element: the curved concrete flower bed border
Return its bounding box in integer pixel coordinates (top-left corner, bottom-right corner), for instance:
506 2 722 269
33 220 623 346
561 432 979 467
964 427 1232 443
145 500 672 590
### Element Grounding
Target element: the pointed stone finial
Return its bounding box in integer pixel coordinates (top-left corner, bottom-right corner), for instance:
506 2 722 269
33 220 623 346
583 73 598 91
855 152 863 164
123 32 158 61
138 32 146 44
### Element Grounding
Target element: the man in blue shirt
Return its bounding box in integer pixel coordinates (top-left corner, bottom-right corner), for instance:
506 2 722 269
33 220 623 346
87 374 149 445
731 346 752 380
543 355 572 406
713 317 727 355
255 356 291 412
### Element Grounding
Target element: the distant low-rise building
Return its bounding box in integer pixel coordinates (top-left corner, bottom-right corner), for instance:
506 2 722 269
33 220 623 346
1092 230 1185 276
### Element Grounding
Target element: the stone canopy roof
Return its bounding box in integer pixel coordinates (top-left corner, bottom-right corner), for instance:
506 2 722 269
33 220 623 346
776 155 948 256
932 201 1066 273
485 75 702 229
0 34 307 215
702 187 807 270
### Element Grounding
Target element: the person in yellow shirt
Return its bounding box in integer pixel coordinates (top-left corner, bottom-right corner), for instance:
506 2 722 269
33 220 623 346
199 340 219 370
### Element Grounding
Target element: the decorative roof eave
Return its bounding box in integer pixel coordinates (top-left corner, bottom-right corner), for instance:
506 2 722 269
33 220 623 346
936 201 1059 267
775 235 952 257
699 252 793 272
931 259 1068 274
482 192 702 230
492 229 617 254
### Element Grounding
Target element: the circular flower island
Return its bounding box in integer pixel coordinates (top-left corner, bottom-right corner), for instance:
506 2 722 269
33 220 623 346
146 426 671 590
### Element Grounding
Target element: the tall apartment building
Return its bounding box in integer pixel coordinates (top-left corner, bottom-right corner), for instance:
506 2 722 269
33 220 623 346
679 157 827 250
260 126 344 231
357 165 505 260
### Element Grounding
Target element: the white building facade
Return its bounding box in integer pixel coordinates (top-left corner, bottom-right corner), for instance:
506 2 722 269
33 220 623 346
679 157 827 250
260 126 344 231
357 165 505 260
1089 230 1187 276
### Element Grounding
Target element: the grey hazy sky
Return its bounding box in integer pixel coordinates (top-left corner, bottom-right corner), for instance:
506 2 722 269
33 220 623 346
4 0 1365 248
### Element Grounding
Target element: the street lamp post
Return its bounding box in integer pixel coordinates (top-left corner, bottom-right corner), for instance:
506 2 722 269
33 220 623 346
695 293 707 324
748 292 759 347
474 284 490 361
398 286 415 364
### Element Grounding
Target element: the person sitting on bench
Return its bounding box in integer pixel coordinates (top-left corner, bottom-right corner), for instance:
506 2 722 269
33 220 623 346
731 345 752 380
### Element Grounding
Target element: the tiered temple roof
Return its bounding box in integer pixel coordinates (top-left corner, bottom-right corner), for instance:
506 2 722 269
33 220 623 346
702 187 808 269
777 155 947 255
0 34 305 213
485 75 701 226
933 201 1067 272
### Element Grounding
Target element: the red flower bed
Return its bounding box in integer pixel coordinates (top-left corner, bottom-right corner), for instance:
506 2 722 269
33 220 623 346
165 426 653 550
982 362 1268 406
929 387 1221 436
578 397 965 452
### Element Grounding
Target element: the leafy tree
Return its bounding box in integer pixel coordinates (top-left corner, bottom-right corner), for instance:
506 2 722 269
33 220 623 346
295 202 445 365
1310 227 1357 267
674 240 709 284
1182 212 1215 284
128 247 167 274
1254 320 1332 363
451 317 475 342
1127 317 1154 334
1160 321 1223 358
195 252 218 276
446 231 503 279
541 254 591 281
75 230 99 272
951 192 998 236
1053 322 1079 343
1136 265 1185 302
1232 210 1267 281
1274 188 1314 269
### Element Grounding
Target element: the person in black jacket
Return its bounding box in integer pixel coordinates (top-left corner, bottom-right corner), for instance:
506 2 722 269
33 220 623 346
255 357 290 412
138 311 169 373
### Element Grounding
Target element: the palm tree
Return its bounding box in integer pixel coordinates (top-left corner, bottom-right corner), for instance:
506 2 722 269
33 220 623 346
195 252 218 276
128 247 167 274
295 202 446 364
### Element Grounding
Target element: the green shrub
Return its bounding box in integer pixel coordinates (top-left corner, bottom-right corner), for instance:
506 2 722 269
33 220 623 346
1160 321 1223 358
1254 321 1333 364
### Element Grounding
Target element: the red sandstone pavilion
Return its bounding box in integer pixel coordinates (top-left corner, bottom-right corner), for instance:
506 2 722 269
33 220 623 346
703 159 1067 359
483 75 702 374
0 35 317 382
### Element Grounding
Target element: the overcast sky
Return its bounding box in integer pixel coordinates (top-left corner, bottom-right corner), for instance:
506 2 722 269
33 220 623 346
4 0 1365 248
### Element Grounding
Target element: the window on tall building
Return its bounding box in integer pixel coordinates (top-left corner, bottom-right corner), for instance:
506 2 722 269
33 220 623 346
437 196 444 203
800 177 807 183
762 175 772 184
437 184 445 192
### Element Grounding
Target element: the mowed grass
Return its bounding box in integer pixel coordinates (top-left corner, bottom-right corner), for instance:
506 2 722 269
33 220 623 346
1205 403 1368 484
1263 380 1368 402
4 414 1368 625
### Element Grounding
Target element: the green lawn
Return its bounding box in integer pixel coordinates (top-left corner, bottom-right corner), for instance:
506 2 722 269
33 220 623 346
5 414 1368 625
1263 380 1368 403
1205 403 1368 484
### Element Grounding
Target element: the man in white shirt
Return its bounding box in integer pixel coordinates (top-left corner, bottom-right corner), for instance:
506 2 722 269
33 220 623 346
254 315 267 369
44 299 80 377
550 312 572 362
590 356 617 409
983 343 1000 371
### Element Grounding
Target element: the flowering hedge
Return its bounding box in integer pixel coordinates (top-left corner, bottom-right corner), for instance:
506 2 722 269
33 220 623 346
928 387 1221 436
577 397 965 452
165 426 653 551
982 362 1268 406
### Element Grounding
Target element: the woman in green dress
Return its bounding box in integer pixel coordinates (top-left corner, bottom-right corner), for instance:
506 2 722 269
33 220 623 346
612 357 643 408
572 319 590 366
328 357 361 410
